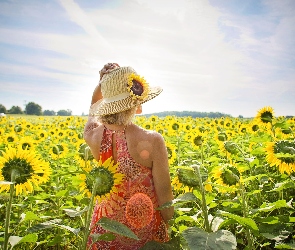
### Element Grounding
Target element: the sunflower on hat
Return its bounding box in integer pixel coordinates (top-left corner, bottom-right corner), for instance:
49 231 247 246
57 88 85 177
127 73 149 101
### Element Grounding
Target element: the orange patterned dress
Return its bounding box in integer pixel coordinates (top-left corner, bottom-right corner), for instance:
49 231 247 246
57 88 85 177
88 126 168 250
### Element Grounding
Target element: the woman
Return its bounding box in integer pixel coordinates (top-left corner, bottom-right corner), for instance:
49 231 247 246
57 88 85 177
84 63 174 249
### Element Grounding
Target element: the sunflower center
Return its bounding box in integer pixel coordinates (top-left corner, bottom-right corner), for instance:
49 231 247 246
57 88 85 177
3 158 33 184
131 80 143 96
86 167 114 196
274 140 295 164
22 143 31 150
193 136 202 146
260 111 273 123
252 125 259 132
172 123 179 130
7 136 15 142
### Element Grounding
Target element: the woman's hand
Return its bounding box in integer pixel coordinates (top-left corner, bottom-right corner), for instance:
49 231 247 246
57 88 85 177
91 63 120 105
99 63 120 80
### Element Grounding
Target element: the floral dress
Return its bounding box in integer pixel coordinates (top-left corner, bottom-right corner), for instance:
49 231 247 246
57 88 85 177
88 126 168 250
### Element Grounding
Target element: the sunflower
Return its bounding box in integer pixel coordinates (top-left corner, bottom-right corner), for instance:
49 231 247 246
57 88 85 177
127 73 149 101
213 164 241 193
265 140 295 174
79 157 124 203
247 121 260 134
48 142 69 160
17 136 36 151
190 130 206 150
142 121 153 130
148 115 158 123
3 133 18 144
36 131 48 141
165 141 177 165
168 120 182 132
214 131 231 144
155 124 165 135
255 106 274 125
220 141 239 156
0 146 51 196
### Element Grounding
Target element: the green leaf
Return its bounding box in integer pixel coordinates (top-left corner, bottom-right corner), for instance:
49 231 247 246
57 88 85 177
250 147 266 155
55 189 69 197
0 181 13 185
9 234 38 249
275 243 295 249
18 233 38 244
55 224 80 235
63 206 88 217
158 192 197 210
90 233 116 243
27 219 62 233
219 211 259 232
22 211 41 222
254 200 293 213
182 227 237 250
175 192 197 202
273 120 288 129
259 223 293 242
175 215 196 224
193 190 216 205
98 217 139 240
140 236 181 249
271 181 295 192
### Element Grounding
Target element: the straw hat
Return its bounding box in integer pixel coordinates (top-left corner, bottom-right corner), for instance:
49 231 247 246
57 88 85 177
95 66 162 115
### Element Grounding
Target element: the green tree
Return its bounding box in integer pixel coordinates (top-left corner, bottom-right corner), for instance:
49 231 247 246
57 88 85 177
26 102 42 115
57 109 72 116
8 106 23 114
43 110 56 116
0 104 7 113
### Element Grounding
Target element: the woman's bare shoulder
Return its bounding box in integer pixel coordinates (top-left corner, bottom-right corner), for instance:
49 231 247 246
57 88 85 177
131 124 163 141
129 124 166 153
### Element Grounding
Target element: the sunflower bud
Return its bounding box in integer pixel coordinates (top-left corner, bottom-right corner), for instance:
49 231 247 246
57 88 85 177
177 168 200 188
224 141 239 155
220 166 240 186
193 135 203 146
217 132 227 142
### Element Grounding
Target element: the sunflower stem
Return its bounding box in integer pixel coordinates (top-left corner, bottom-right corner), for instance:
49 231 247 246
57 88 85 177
81 179 99 250
239 181 254 249
195 165 211 232
3 170 16 250
196 144 211 232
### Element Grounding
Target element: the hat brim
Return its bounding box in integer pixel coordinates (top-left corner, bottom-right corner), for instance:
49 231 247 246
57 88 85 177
95 86 163 116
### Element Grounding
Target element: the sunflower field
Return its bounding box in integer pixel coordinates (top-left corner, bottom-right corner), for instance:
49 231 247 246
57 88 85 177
0 106 295 250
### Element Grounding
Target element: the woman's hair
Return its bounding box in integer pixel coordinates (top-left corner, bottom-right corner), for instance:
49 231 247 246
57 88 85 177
97 106 138 126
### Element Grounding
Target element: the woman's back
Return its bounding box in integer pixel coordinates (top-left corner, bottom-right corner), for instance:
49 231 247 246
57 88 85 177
85 123 162 169
88 124 169 249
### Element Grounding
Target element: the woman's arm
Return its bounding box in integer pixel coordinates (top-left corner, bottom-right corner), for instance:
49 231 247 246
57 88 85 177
91 84 103 105
151 133 174 223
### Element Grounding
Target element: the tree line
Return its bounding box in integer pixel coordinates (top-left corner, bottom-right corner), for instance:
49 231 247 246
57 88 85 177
144 110 235 118
0 102 72 116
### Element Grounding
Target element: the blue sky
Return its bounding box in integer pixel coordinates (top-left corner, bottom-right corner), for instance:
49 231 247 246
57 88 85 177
0 0 294 117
